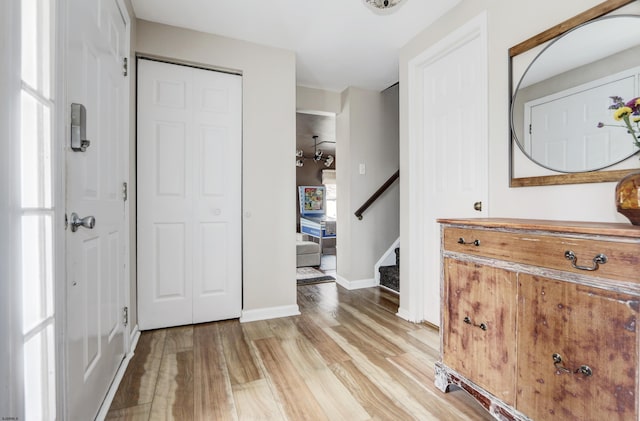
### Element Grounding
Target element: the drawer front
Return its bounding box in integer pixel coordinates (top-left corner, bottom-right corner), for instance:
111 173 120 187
443 227 640 283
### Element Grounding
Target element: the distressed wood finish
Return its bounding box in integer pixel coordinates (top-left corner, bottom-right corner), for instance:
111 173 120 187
517 274 638 421
107 283 493 420
437 218 640 421
443 258 517 405
444 226 640 284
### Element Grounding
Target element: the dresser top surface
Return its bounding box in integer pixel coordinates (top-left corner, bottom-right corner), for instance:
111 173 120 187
437 218 640 239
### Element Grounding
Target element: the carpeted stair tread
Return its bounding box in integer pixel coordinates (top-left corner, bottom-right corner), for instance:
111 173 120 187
379 264 399 292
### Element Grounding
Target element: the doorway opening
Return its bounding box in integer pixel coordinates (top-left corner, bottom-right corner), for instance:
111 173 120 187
295 112 337 279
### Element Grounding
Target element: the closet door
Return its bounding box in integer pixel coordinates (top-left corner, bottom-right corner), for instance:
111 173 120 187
137 59 242 330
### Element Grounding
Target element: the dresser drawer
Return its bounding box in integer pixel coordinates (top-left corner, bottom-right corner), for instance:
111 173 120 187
443 227 640 283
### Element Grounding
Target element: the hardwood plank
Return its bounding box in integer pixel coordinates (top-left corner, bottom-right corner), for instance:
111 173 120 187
232 379 284 420
218 319 262 386
240 319 274 341
163 325 193 354
303 367 370 421
331 314 405 358
408 325 440 349
324 325 439 420
388 351 434 387
110 329 166 409
292 314 351 365
254 337 330 421
193 323 236 421
149 350 194 421
338 302 436 357
109 282 502 420
105 403 151 421
330 360 415 421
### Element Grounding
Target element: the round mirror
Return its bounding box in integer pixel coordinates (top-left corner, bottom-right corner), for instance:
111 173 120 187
511 15 640 173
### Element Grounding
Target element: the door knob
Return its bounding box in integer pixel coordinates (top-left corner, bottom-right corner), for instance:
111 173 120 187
473 201 482 212
70 212 95 232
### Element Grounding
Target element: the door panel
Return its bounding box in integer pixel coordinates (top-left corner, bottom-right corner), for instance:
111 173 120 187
66 0 128 419
137 59 242 330
422 31 488 326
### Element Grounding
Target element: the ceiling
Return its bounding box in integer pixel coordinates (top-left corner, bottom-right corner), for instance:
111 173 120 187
297 113 336 156
130 0 461 92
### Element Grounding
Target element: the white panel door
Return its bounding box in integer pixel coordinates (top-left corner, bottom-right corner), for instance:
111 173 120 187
137 59 242 330
527 76 637 171
422 31 488 326
65 0 128 420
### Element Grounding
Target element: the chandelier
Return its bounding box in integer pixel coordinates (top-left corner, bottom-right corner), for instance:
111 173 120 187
296 136 335 168
362 0 408 14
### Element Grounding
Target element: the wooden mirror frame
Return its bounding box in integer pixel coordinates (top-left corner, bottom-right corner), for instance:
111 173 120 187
509 0 638 187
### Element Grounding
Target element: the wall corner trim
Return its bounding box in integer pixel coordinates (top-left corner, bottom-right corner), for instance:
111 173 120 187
240 305 301 323
335 275 377 290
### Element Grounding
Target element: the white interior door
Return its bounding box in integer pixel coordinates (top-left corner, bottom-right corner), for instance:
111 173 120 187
65 0 128 419
137 59 242 330
420 21 488 326
526 75 637 171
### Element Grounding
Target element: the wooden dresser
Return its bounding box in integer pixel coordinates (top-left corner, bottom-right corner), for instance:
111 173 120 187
435 218 640 421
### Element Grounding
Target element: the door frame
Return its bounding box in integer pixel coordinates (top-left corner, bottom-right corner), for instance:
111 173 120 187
55 0 132 418
401 12 488 324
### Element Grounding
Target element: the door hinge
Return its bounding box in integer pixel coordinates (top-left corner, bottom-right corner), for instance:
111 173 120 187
529 124 532 135
123 57 128 77
122 182 128 202
123 306 129 327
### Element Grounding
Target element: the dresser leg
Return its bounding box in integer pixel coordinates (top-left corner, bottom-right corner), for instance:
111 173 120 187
434 361 452 393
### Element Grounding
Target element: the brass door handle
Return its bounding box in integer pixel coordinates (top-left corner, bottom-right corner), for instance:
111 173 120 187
473 201 482 212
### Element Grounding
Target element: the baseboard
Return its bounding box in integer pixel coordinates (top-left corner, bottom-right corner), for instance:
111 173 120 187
95 325 141 421
335 275 377 290
239 304 300 323
396 307 415 322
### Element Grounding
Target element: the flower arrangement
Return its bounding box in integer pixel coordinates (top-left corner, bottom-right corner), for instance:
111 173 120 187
599 96 640 217
598 95 640 150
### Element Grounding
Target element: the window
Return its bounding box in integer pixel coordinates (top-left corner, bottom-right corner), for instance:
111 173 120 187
322 169 337 219
20 0 56 419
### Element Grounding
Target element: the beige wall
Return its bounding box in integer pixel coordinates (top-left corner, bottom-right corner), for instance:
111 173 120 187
337 86 400 283
135 20 298 317
297 86 341 115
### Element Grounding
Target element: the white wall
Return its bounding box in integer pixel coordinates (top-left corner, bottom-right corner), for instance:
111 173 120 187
400 0 640 227
135 20 298 318
337 86 400 286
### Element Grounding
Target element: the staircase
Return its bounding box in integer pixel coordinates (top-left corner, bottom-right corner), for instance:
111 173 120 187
379 247 399 293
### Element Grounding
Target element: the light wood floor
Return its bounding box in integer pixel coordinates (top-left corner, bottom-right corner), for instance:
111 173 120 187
106 283 493 420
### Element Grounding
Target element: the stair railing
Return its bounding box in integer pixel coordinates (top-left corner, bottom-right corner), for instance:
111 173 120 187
354 169 399 220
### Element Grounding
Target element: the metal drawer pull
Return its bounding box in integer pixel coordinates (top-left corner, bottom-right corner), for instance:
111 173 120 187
458 237 480 246
564 250 607 271
463 316 487 331
552 353 592 377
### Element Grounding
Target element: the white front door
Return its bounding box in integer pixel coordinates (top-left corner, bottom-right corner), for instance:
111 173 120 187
65 0 129 420
408 15 488 326
137 59 242 330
